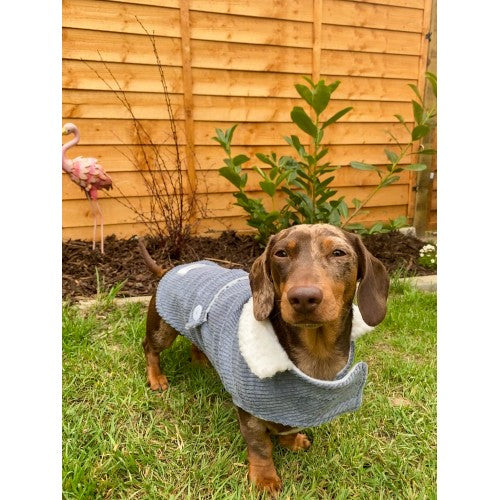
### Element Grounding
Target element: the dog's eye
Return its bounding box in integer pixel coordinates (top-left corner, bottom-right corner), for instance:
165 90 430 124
275 249 288 258
332 249 346 257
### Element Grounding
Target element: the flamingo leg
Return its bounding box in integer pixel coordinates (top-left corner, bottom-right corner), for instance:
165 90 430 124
85 193 99 252
94 200 105 254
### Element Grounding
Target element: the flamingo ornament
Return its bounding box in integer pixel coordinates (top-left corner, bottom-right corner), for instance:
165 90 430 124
62 123 113 253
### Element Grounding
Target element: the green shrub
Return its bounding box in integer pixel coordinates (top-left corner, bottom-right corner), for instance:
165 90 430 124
214 75 436 244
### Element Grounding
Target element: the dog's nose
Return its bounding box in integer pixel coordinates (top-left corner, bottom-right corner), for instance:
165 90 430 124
287 286 323 313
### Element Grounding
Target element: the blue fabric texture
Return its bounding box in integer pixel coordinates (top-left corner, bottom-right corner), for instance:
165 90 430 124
156 261 368 428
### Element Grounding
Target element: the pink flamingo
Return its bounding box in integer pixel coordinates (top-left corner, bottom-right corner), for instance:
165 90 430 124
62 123 113 253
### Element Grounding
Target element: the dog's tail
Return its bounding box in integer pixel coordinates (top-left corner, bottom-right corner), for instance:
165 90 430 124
137 238 167 278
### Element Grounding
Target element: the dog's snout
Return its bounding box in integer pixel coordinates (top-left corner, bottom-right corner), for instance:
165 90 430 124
287 286 323 313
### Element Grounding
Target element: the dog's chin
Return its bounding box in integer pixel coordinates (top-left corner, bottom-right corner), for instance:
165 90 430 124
283 312 342 329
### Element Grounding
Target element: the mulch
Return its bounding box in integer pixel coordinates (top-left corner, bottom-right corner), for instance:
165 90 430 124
62 230 435 302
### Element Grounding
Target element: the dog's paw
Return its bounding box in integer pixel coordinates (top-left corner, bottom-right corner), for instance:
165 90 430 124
148 374 169 391
249 467 282 497
278 432 312 451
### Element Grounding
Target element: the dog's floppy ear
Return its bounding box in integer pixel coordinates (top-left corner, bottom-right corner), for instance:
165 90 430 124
347 232 389 326
249 236 275 321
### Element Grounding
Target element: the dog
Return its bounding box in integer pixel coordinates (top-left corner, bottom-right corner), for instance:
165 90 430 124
139 224 389 495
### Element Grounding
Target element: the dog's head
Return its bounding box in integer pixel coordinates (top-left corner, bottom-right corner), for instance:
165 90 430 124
249 224 389 327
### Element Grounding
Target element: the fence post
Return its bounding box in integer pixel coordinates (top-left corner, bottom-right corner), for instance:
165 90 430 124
413 0 437 237
179 0 197 207
312 0 323 83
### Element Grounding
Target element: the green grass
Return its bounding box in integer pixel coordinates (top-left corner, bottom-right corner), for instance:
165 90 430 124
63 281 436 499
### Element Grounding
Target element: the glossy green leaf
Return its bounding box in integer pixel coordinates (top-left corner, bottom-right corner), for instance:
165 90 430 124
426 71 437 97
295 84 313 106
301 76 315 87
412 124 430 141
384 149 399 164
311 83 331 115
326 80 341 94
337 200 349 218
322 107 353 129
260 180 276 197
316 148 329 162
284 135 307 157
219 166 243 188
408 84 423 103
253 166 266 179
226 124 238 143
291 107 317 137
317 176 335 190
380 175 400 188
404 163 427 171
394 114 406 125
232 154 250 166
255 153 272 166
412 100 424 125
368 223 384 234
350 161 377 171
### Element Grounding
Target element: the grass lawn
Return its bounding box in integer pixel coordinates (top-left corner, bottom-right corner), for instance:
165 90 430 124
62 280 436 499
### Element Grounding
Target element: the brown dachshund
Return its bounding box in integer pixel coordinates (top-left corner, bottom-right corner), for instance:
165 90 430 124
139 224 389 495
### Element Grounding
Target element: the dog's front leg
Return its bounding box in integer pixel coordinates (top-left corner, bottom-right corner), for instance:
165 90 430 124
236 407 282 496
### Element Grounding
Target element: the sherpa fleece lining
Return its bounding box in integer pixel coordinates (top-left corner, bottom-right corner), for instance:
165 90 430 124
238 299 373 379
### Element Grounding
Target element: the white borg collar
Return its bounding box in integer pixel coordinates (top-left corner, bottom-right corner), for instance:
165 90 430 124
238 298 373 379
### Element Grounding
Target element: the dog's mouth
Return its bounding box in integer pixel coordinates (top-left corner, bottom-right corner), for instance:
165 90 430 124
288 322 323 329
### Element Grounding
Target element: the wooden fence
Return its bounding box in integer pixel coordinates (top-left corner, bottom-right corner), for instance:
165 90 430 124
62 0 436 240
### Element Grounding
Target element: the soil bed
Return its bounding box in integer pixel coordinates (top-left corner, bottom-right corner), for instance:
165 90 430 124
62 231 435 301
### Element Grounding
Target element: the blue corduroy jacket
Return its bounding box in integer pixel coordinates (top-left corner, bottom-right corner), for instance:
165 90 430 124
156 261 368 428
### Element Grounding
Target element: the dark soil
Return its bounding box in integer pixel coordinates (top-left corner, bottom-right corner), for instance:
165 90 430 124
62 231 435 301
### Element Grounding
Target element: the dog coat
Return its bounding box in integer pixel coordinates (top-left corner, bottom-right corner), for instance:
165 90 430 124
156 261 371 428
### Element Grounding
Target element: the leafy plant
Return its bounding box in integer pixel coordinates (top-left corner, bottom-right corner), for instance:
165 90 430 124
281 79 353 226
215 74 437 244
213 126 299 244
418 243 437 270
347 215 408 235
344 72 437 230
214 78 352 244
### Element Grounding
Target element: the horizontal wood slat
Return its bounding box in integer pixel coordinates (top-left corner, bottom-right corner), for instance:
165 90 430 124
188 0 314 22
62 28 183 65
349 0 424 7
323 0 423 32
63 90 413 122
62 0 181 37
105 0 179 7
62 118 411 146
189 10 312 48
321 24 421 56
321 49 420 79
63 60 417 101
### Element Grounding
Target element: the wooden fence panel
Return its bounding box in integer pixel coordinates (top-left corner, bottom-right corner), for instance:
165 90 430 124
62 0 435 239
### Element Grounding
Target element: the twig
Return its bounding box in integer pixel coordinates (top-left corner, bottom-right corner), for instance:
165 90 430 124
204 257 244 267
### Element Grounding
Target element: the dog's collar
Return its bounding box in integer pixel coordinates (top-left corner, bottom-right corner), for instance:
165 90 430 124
238 298 373 379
